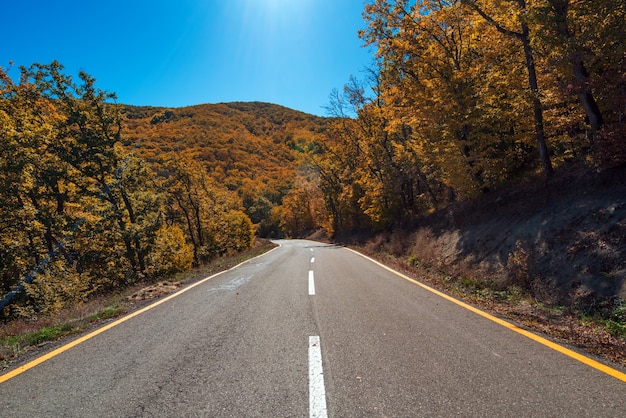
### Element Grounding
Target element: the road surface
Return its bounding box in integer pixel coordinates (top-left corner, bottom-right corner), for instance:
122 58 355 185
1 239 624 417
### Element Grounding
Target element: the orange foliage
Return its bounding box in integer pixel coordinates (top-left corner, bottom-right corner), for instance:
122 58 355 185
121 102 330 237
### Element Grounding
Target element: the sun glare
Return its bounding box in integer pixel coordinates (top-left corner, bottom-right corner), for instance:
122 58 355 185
241 0 312 27
220 0 317 86
233 0 314 53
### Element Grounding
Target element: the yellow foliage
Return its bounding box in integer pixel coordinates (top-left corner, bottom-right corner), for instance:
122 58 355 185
20 260 91 317
146 225 194 278
216 210 256 254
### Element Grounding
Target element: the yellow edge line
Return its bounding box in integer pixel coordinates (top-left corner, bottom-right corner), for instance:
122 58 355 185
0 246 280 385
347 247 626 383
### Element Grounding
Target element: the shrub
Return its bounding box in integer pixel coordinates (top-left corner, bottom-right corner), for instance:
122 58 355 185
146 225 194 278
506 240 533 289
20 260 92 317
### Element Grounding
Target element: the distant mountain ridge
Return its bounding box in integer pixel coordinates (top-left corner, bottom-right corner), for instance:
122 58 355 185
122 100 327 166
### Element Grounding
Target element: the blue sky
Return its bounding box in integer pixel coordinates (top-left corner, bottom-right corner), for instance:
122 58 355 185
2 0 373 116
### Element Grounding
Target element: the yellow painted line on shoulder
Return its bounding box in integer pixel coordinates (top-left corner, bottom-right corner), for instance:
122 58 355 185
347 248 626 383
0 246 280 385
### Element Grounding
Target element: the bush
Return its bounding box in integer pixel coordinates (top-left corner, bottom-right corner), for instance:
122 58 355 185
146 225 194 278
506 240 533 289
19 260 91 317
217 210 255 254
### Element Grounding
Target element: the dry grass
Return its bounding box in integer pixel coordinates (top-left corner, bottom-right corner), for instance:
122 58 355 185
0 296 125 367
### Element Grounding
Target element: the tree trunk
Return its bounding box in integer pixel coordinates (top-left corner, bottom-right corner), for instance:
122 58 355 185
120 188 146 274
550 0 603 133
572 58 604 134
174 193 199 265
102 182 139 279
521 23 553 178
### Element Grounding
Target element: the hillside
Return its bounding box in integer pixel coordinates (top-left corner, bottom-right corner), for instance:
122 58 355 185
122 101 326 188
361 166 626 299
120 102 328 234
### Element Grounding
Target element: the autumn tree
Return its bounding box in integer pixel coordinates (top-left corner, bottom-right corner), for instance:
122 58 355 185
274 164 327 237
313 111 370 233
542 0 603 133
34 62 164 284
315 73 442 233
535 0 626 164
312 0 626 236
160 155 254 263
458 0 553 177
358 1 526 205
0 62 193 317
0 64 76 312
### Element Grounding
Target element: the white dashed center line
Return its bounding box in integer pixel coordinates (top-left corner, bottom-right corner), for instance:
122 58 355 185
309 336 328 418
308 270 315 295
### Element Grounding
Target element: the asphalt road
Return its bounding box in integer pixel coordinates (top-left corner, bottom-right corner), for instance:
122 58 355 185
1 239 624 417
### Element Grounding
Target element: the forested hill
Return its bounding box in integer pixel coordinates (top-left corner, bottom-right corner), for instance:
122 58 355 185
122 101 326 183
120 102 330 235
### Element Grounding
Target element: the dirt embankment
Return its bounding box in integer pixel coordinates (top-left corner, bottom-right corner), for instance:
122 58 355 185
397 165 625 302
422 162 626 305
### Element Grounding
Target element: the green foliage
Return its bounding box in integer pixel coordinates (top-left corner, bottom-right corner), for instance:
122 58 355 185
605 320 626 338
23 324 76 346
407 255 420 267
605 302 626 338
86 305 124 322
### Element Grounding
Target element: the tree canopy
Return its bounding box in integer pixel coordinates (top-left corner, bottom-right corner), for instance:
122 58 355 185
311 0 625 233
